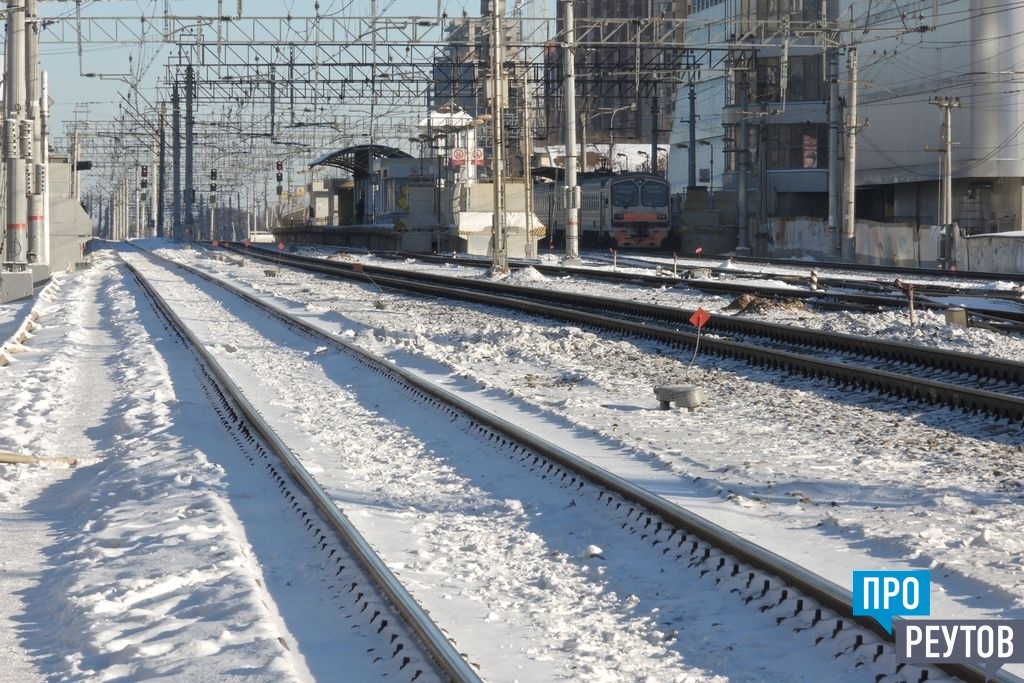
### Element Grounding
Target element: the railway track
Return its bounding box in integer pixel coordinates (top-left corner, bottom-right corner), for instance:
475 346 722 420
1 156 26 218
365 248 1024 329
121 254 473 683
222 244 1024 423
129 242 1024 682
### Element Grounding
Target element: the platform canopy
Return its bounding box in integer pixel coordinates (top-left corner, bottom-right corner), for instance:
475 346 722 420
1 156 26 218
309 143 413 178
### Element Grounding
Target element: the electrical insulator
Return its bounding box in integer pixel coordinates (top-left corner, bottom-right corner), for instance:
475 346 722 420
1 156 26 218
5 119 18 159
34 163 46 194
25 165 34 194
19 119 33 159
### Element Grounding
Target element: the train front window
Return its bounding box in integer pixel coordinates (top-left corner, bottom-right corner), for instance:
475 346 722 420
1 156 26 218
641 182 668 207
611 183 639 208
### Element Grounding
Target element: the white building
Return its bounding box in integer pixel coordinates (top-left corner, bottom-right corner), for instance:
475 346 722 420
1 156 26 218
669 0 1024 268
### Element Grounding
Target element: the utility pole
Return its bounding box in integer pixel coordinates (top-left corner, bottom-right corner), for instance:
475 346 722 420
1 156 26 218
40 70 50 265
489 0 508 270
650 94 659 176
842 45 858 261
522 70 536 259
25 0 44 266
172 84 182 241
735 60 750 255
929 94 961 268
929 95 960 226
827 46 841 256
686 82 696 186
184 66 196 242
561 0 581 264
5 0 28 268
157 102 167 238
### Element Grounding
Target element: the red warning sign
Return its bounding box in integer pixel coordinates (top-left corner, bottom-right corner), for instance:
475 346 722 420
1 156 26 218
452 147 467 166
471 147 485 166
689 307 710 330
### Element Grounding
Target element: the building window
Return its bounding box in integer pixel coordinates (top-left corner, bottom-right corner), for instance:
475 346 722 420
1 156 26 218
753 55 825 104
787 55 824 102
766 123 828 170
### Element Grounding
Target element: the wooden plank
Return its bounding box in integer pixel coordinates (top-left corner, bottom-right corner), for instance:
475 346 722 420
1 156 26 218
0 451 78 466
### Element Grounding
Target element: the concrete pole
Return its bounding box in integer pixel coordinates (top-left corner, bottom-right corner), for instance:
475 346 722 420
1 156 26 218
928 94 960 267
119 183 126 240
522 70 536 258
650 94 659 175
842 46 857 260
579 109 587 173
157 103 166 238
184 66 195 242
562 0 581 263
172 83 181 240
941 100 957 226
71 130 79 203
40 69 50 264
735 63 750 255
489 0 508 269
5 0 29 267
827 47 841 256
687 83 696 186
25 0 44 264
115 183 122 240
209 192 216 241
111 188 118 240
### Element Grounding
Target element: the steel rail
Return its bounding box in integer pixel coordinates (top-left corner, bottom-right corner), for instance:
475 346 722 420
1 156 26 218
120 257 483 683
225 245 1024 421
369 249 1024 327
163 249 1022 683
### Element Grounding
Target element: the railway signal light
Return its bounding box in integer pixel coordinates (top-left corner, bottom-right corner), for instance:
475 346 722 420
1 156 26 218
275 161 283 183
140 165 148 189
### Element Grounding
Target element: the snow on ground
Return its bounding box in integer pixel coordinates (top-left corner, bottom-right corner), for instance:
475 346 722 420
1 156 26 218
324 247 1024 362
1 239 1023 680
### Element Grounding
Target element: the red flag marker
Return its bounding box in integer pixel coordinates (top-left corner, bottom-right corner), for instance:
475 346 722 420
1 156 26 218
689 307 710 330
